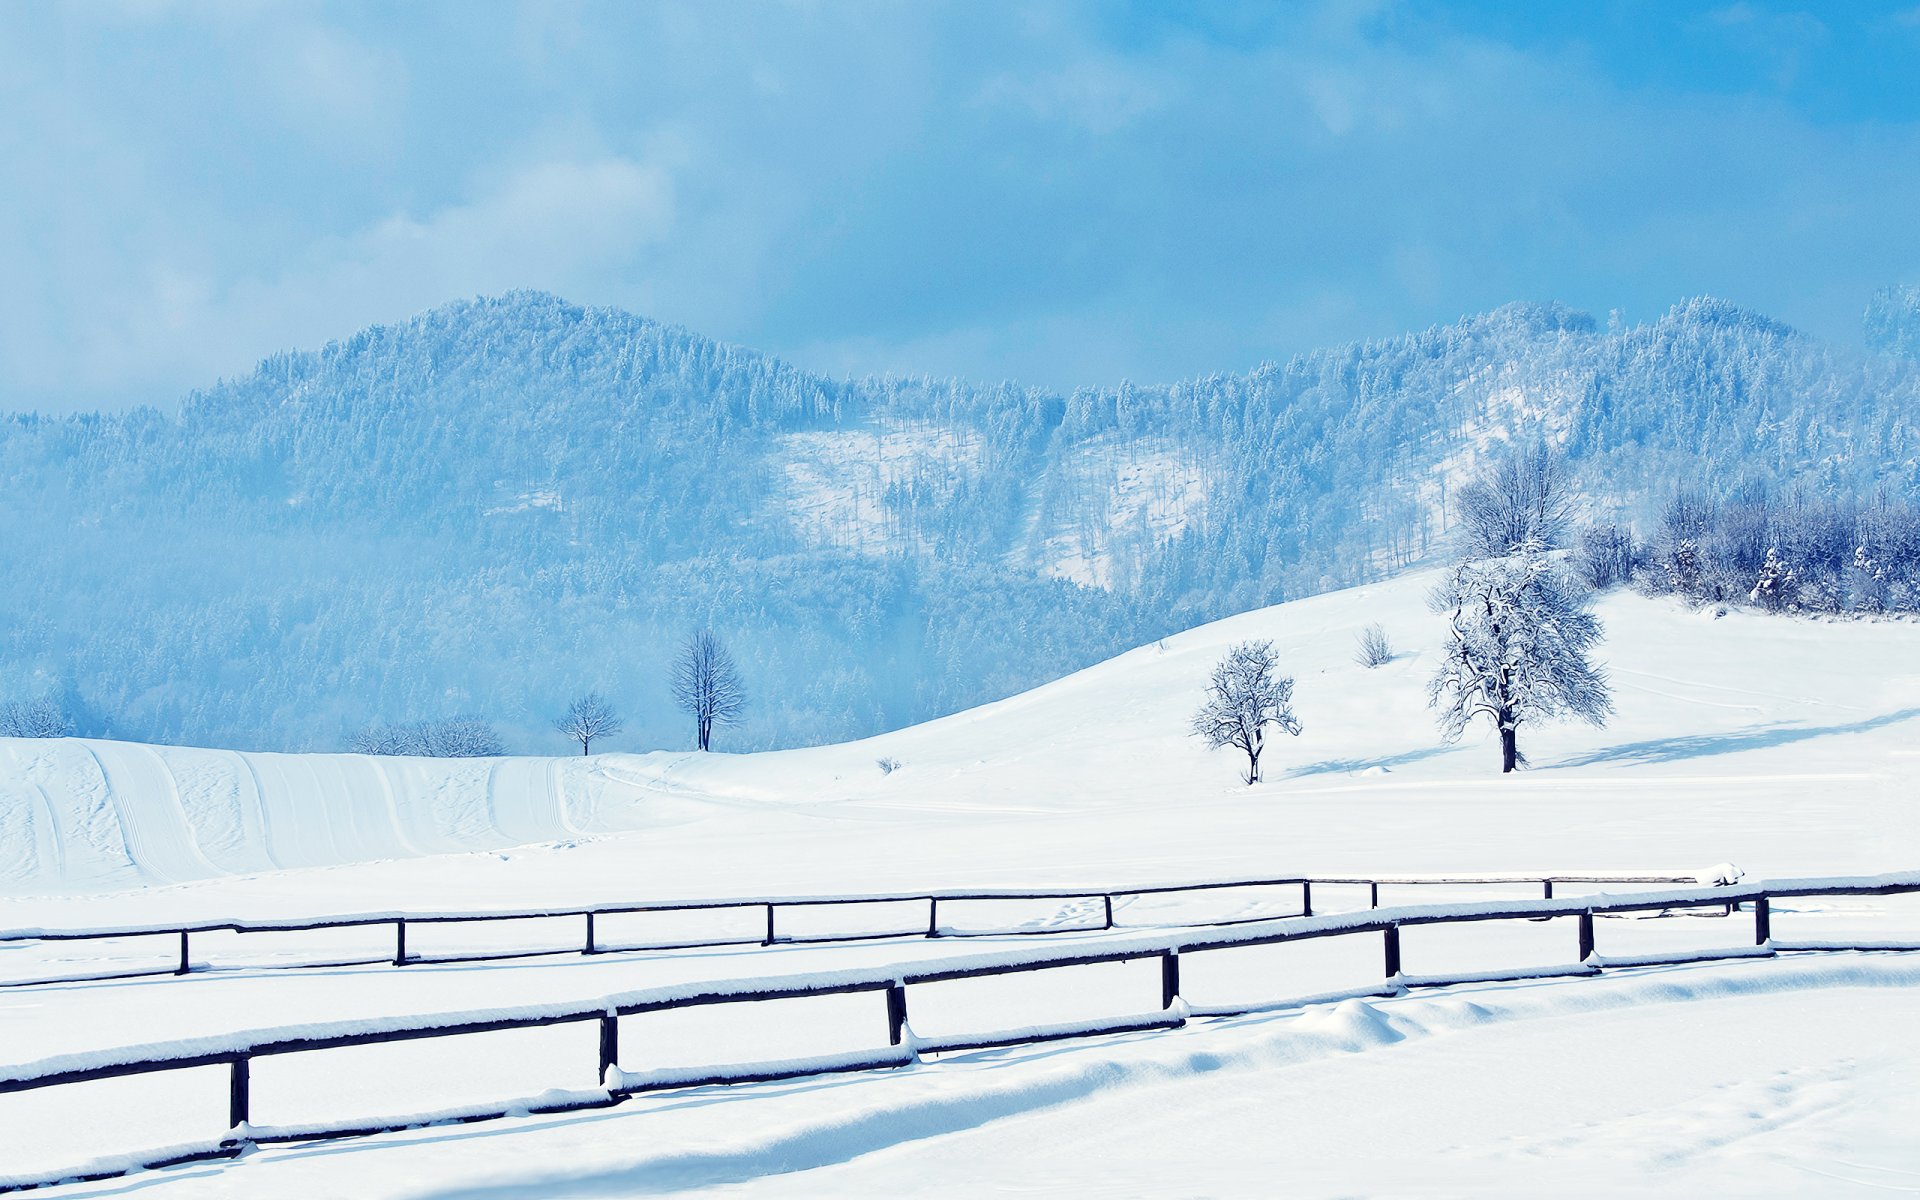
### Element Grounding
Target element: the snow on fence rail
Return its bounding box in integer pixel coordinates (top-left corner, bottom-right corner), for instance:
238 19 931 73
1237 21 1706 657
0 869 1910 1194
0 867 1735 989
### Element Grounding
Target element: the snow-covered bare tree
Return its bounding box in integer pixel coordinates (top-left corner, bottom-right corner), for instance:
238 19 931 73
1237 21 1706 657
1456 442 1574 558
1428 547 1612 773
0 696 74 738
352 717 503 757
671 630 745 751
1190 640 1302 785
553 692 624 755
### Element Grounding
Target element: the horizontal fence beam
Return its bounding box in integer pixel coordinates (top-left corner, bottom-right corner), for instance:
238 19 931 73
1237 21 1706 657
0 871 1735 991
0 872 1724 944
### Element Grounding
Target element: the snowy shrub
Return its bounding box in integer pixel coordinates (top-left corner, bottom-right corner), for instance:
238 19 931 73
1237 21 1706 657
1574 523 1635 589
0 696 74 738
876 756 901 775
353 717 504 757
1354 623 1394 668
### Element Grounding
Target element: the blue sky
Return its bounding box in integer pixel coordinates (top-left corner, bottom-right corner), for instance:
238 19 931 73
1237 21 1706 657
5 1 1920 412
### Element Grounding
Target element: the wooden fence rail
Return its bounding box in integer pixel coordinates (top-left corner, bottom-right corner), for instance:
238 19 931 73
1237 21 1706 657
0 871 1909 1194
0 870 1718 989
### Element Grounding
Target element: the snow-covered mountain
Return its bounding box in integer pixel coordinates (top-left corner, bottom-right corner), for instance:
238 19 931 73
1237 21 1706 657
4 291 1919 753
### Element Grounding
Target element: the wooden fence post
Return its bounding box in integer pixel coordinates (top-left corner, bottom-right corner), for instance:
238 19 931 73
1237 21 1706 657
1383 923 1402 979
584 912 597 955
1542 879 1554 901
886 983 908 1045
394 919 408 967
1160 951 1181 1009
1301 880 1313 918
598 1014 619 1085
1577 910 1595 962
1754 896 1771 945
176 930 191 976
763 903 776 947
1102 894 1114 930
926 898 940 938
1369 881 1380 909
228 1057 250 1130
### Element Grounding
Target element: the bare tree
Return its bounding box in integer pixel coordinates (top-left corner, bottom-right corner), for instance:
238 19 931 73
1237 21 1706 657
1456 442 1574 558
1428 546 1612 773
0 696 74 738
670 630 745 751
554 692 624 755
1190 640 1302 785
353 716 504 757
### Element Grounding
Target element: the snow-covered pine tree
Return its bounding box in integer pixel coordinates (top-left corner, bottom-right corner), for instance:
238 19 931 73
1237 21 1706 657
1427 545 1612 773
1849 544 1886 613
1666 537 1705 599
1748 546 1794 612
1190 639 1302 784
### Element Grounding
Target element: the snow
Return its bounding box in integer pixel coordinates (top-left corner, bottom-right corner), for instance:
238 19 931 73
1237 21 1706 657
3 566 1919 1194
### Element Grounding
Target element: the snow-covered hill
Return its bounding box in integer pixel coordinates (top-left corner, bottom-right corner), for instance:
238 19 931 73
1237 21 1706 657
4 568 1915 926
8 291 1920 755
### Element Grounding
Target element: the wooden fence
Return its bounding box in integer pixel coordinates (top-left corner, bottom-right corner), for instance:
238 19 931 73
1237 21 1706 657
0 870 1910 1193
0 871 1715 988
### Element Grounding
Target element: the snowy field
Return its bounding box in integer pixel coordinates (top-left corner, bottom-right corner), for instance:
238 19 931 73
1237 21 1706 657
2 569 1918 1194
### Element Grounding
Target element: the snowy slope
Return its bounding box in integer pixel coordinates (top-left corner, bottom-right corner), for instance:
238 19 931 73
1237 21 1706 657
3 567 1916 924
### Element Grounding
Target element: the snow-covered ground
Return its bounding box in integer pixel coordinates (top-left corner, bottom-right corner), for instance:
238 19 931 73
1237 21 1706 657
3 568 1917 1194
4 568 1915 924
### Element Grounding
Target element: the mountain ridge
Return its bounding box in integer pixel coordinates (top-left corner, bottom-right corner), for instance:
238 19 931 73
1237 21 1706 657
2 289 1916 753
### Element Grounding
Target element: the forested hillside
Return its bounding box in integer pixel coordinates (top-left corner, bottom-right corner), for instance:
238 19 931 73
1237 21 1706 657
3 291 1917 752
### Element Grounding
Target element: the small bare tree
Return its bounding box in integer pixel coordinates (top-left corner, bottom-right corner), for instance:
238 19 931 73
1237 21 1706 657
670 630 745 751
554 692 624 756
1190 640 1302 785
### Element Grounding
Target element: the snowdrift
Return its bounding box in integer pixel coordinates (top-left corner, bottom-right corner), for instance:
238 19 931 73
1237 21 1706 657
0 743 648 891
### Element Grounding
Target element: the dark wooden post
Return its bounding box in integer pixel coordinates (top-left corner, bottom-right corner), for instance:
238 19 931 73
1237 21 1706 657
1383 924 1402 979
886 983 908 1045
598 1014 619 1085
176 930 191 976
763 903 776 947
1754 895 1771 945
584 912 598 955
228 1057 250 1130
1542 879 1554 901
926 898 940 938
394 918 408 966
1102 894 1114 930
1301 880 1313 918
1577 910 1595 962
1369 881 1380 909
1160 951 1181 1009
